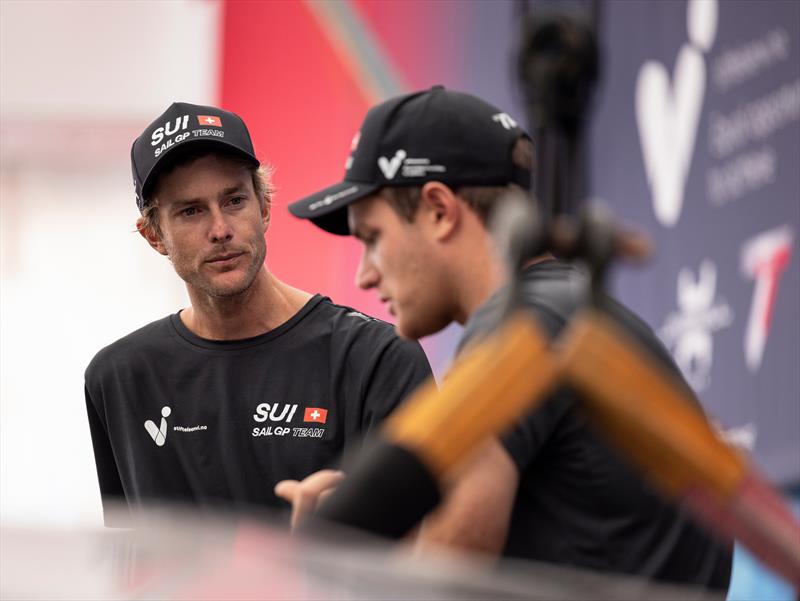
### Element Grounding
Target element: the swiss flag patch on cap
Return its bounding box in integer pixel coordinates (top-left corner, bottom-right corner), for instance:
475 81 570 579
197 115 222 127
303 408 328 424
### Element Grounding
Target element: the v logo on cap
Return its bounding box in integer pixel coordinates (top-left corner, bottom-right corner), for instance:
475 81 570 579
378 149 407 179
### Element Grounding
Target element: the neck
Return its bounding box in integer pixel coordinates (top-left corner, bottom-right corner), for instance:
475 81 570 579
450 234 507 325
453 247 556 325
181 268 313 340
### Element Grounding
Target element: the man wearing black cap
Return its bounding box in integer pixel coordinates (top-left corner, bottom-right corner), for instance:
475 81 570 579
285 86 731 590
84 102 432 525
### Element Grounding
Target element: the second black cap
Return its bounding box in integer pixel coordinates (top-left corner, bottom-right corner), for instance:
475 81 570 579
289 86 530 235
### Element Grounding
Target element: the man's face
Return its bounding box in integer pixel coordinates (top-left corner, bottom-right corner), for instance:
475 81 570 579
348 195 455 339
150 154 267 299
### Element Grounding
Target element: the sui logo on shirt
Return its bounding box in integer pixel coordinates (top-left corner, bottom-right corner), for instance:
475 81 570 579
251 402 329 438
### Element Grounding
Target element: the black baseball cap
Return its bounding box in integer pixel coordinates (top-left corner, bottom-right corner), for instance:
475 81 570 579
131 101 259 210
288 86 531 235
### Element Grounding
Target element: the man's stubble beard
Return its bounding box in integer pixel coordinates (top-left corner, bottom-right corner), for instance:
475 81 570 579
208 239 267 299
173 238 268 300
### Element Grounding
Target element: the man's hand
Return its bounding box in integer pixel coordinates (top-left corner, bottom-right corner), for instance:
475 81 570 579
274 469 346 530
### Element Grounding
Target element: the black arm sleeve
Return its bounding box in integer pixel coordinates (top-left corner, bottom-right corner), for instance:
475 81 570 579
84 386 129 527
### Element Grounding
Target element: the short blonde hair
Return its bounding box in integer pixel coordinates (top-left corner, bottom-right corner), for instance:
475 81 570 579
136 150 275 237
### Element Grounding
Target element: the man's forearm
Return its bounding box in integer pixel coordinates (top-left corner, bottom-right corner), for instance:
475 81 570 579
414 439 519 556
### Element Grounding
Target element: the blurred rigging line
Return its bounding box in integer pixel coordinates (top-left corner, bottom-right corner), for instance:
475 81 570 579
303 0 408 104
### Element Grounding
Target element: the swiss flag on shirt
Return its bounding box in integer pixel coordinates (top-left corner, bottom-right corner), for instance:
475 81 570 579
197 115 222 127
304 408 328 424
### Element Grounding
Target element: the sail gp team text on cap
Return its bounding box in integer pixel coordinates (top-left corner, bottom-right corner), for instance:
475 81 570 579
151 114 225 158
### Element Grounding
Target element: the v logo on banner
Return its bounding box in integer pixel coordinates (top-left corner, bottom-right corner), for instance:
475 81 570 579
635 0 718 228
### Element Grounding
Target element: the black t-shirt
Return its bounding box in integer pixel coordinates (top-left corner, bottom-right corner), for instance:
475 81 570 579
85 294 432 524
459 261 732 590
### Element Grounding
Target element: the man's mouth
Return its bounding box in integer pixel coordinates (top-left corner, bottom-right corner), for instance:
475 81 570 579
380 297 395 316
206 252 244 265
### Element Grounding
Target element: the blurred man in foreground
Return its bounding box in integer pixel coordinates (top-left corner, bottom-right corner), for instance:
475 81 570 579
84 102 431 526
285 86 732 591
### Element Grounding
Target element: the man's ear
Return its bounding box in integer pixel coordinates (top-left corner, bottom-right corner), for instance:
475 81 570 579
262 200 271 232
138 220 168 256
419 182 461 241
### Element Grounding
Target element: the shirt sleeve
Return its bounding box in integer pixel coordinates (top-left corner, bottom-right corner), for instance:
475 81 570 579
84 386 129 527
359 335 433 432
459 297 575 475
500 386 578 473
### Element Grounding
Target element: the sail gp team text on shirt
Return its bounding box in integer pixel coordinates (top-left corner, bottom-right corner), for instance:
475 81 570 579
252 427 325 438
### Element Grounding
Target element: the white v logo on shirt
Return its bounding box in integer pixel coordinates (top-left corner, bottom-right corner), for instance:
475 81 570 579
144 406 171 447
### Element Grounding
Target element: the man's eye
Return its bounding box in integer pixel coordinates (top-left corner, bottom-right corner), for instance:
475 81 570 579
229 196 246 206
181 207 198 217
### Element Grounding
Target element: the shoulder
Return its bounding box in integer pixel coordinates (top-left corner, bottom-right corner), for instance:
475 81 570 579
312 297 403 347
85 315 174 382
459 261 585 351
469 261 688 391
517 261 588 329
312 297 429 369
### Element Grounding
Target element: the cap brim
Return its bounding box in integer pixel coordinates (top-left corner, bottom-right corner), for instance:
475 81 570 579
289 181 380 235
141 139 259 199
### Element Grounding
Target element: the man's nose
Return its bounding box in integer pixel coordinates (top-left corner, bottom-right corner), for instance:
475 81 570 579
355 251 378 290
208 208 233 243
